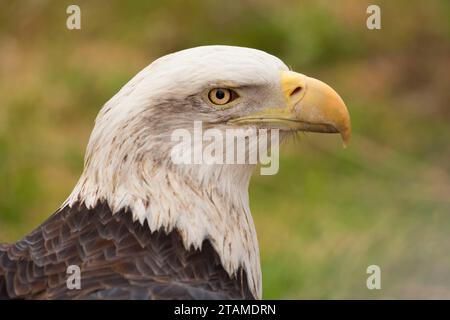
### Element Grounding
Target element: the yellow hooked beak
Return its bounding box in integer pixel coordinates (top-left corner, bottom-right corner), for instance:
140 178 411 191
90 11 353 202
230 70 351 146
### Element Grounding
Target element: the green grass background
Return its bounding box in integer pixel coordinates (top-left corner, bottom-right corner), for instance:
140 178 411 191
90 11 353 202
1 0 450 298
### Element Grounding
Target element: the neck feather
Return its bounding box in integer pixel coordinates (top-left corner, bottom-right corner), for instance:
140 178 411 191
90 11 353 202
63 157 262 299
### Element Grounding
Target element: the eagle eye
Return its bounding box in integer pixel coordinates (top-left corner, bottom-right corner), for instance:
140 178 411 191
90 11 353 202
208 88 238 106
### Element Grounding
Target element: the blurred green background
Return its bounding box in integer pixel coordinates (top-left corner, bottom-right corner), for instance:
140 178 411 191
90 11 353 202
1 0 450 299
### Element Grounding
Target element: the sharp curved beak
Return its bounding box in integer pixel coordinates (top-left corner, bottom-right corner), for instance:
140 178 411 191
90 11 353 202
229 70 351 147
281 71 351 146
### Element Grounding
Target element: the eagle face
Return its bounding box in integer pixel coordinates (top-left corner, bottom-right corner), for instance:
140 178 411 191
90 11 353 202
82 46 350 178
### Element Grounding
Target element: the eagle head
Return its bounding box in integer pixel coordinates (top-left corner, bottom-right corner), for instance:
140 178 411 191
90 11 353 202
65 45 351 299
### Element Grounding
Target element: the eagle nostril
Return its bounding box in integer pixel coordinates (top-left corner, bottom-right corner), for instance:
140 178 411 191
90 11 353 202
290 86 302 97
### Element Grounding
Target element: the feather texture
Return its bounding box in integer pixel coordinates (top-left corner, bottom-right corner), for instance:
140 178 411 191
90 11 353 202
0 202 254 300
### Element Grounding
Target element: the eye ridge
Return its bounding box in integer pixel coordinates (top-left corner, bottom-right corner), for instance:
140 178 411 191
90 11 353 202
208 88 238 106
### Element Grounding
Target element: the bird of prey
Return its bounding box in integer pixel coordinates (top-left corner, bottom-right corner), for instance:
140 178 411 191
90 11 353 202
0 46 350 300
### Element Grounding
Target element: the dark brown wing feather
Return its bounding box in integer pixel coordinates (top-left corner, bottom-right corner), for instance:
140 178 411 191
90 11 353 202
0 202 254 300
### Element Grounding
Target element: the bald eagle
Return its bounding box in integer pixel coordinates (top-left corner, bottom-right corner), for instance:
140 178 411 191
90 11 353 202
0 46 350 300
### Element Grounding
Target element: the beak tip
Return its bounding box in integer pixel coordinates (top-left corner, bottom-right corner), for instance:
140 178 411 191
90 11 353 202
340 127 351 148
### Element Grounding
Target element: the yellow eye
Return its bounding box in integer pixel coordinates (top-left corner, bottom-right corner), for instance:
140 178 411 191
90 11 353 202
208 88 236 105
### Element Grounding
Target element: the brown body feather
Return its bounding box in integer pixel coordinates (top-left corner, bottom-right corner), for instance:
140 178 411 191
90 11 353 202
0 202 254 300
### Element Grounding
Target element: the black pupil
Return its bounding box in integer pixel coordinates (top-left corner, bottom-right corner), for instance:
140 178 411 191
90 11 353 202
215 90 225 100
